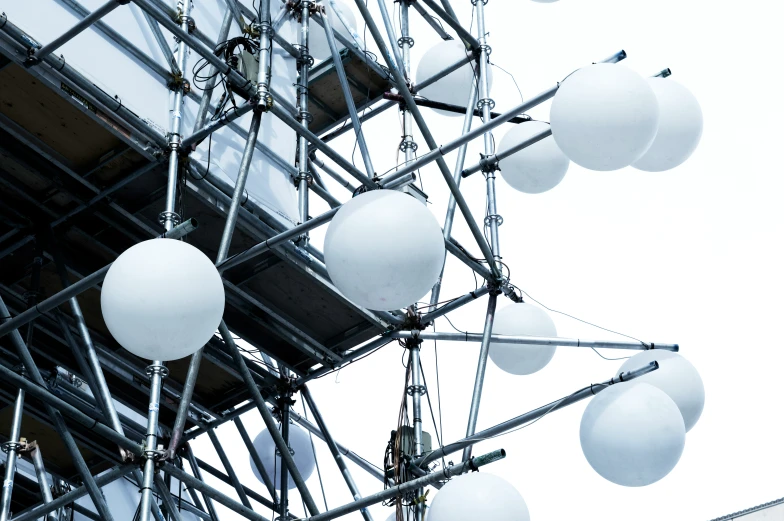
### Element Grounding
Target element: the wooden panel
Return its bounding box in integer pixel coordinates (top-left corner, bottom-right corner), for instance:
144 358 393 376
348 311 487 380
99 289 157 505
0 64 123 170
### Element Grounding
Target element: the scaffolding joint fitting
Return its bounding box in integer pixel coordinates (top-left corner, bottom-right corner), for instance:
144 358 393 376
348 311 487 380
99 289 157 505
167 72 190 94
478 152 499 174
115 0 131 5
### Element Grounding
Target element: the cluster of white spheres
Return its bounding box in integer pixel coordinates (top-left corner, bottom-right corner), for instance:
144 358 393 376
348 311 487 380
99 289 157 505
100 238 225 361
489 303 557 375
324 190 445 311
251 424 316 490
580 351 704 487
427 472 530 521
550 63 702 172
416 40 493 117
498 121 570 194
309 0 357 61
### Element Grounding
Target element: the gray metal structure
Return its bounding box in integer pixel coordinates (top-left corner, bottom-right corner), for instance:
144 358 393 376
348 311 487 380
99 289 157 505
0 1 681 520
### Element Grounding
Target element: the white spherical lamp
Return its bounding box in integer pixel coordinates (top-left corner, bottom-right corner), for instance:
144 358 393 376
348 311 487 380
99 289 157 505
416 40 493 117
498 121 570 194
310 0 357 61
100 238 225 361
251 424 316 490
632 78 703 172
428 472 530 521
617 350 705 432
580 382 685 487
550 63 659 171
489 303 557 375
324 190 445 311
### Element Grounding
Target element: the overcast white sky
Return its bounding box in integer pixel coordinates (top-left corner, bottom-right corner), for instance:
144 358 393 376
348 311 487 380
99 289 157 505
192 1 784 520
4 0 783 520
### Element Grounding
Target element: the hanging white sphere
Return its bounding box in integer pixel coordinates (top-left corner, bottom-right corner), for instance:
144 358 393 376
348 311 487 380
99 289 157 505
100 238 225 361
580 382 685 487
324 190 445 311
498 121 570 194
416 40 494 118
251 423 316 490
550 63 659 171
632 78 703 172
428 472 530 521
310 0 358 61
617 350 705 432
489 303 557 375
531 0 559 3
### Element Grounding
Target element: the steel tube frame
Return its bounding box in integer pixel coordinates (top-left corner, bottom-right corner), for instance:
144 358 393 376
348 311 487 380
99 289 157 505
357 0 499 277
296 2 314 240
379 49 628 188
29 445 55 521
320 10 374 178
154 473 186 521
184 445 222 521
416 362 660 467
390 331 679 351
428 82 478 308
234 417 279 505
192 8 234 131
302 450 506 521
207 429 253 510
418 0 480 50
408 341 426 521
301 387 373 521
185 102 255 150
9 465 135 521
30 0 122 62
461 292 497 461
0 387 24 521
219 321 321 515
462 128 552 178
421 284 489 324
279 398 291 519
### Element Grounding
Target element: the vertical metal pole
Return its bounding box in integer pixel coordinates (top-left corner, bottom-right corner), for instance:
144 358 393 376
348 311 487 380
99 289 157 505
296 2 313 240
279 398 291 519
301 387 374 521
0 297 115 521
400 0 416 174
30 444 55 516
320 8 374 178
408 341 426 521
184 445 221 521
0 387 24 521
461 292 497 462
428 83 478 308
168 0 271 459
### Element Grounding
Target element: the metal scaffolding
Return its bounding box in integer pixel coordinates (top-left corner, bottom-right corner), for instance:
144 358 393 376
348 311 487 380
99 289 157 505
0 1 680 521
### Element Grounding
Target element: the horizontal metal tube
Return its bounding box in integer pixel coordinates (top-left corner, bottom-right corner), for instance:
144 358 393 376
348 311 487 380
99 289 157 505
416 361 659 467
383 92 530 123
380 50 627 187
462 128 552 177
303 450 505 521
218 207 340 272
390 331 678 351
420 285 490 324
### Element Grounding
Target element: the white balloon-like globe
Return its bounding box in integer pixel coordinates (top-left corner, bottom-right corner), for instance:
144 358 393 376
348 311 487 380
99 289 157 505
498 121 570 194
632 78 703 172
100 238 225 361
428 472 530 521
550 63 659 171
416 40 493 117
251 424 316 490
324 190 445 311
617 350 705 432
580 382 685 487
489 303 557 375
310 0 357 61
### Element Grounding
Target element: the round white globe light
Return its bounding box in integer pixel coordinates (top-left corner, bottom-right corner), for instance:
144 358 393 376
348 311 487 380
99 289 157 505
251 423 316 490
632 78 703 172
416 40 493 118
580 382 685 487
428 472 530 521
617 350 705 432
489 303 557 375
550 63 659 171
100 238 225 361
310 0 357 61
324 190 445 311
498 121 570 194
